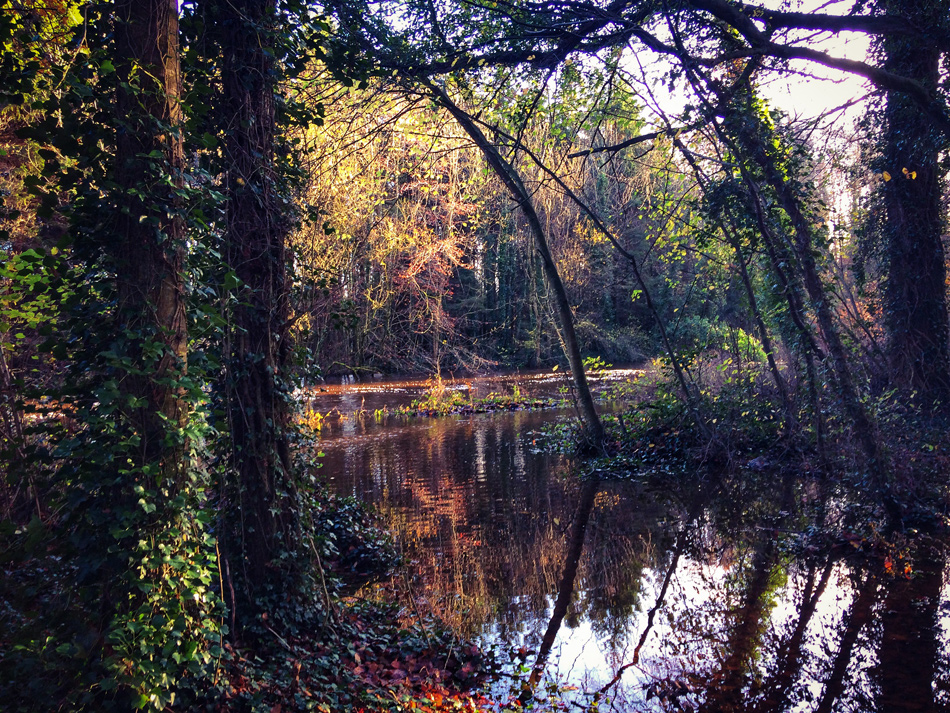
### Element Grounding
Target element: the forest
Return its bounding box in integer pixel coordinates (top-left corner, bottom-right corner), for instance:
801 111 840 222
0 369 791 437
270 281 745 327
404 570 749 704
0 0 948 710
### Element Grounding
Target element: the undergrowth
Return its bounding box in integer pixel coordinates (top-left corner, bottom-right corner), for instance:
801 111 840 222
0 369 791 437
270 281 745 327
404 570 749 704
402 376 563 418
0 488 495 713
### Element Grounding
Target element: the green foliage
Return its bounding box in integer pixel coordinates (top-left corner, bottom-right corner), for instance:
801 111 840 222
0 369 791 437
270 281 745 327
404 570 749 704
0 3 231 707
582 355 610 375
411 375 472 415
601 361 785 482
313 493 399 580
670 315 725 359
402 375 563 417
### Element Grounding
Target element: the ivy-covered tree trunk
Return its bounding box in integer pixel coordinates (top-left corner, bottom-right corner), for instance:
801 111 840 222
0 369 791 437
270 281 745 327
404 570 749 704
113 0 189 482
210 0 300 612
880 0 950 401
104 1 218 703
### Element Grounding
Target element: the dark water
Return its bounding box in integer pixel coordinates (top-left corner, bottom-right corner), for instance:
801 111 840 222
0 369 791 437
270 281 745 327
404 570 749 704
310 370 950 712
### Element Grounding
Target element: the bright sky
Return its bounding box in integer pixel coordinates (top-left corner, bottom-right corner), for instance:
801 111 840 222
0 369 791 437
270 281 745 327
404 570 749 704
758 2 874 125
624 0 876 130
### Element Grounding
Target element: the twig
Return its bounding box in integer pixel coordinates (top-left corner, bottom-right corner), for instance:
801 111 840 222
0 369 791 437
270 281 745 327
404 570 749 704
214 541 226 685
264 624 296 655
307 535 338 633
401 567 432 646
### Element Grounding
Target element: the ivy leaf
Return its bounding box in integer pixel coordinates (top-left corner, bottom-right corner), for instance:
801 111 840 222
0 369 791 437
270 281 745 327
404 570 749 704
222 271 241 291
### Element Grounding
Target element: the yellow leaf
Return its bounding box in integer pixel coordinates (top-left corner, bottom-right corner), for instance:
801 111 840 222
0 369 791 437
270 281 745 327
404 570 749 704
882 171 892 182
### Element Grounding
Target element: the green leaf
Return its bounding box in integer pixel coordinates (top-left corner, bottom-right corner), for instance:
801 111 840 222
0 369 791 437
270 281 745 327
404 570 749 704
222 271 241 291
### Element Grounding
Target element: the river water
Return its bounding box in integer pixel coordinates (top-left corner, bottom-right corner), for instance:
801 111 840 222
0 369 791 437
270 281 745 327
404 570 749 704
309 369 950 712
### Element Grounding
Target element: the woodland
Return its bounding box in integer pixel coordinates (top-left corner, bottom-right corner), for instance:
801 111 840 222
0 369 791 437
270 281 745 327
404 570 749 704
0 0 948 710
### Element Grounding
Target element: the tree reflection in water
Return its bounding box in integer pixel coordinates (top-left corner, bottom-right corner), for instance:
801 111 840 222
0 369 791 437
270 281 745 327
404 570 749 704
317 399 950 712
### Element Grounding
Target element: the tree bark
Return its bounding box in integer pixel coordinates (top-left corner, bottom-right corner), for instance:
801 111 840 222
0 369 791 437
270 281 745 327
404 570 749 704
207 0 299 609
113 0 189 491
880 0 950 402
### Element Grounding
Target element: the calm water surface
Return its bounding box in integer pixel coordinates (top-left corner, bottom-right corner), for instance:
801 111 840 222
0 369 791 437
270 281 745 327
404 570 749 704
310 370 950 712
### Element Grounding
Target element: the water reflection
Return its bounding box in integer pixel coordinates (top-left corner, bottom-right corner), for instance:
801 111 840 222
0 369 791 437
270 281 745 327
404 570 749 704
313 373 950 712
319 407 580 635
528 477 602 695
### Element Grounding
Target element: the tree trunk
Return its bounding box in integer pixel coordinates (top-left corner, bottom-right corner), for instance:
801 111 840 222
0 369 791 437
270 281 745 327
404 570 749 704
717 99 900 522
109 0 215 694
673 139 795 431
113 0 189 492
481 127 714 442
880 0 950 402
207 0 299 610
427 82 605 449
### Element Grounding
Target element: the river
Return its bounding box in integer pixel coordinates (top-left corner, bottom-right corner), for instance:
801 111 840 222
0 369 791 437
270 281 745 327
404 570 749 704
308 369 950 712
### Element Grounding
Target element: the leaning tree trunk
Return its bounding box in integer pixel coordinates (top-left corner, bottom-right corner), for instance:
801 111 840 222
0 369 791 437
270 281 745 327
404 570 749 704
426 81 605 449
880 0 950 402
672 139 794 431
209 0 299 613
512 140 713 442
